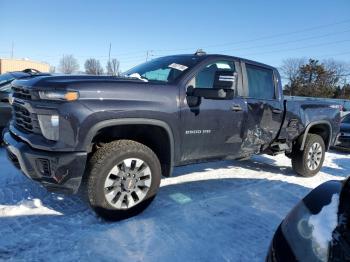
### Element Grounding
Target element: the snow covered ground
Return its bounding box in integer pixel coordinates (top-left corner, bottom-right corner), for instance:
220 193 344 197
0 147 349 262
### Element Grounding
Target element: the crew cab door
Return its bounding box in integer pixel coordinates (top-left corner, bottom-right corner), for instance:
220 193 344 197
240 62 284 153
179 59 247 162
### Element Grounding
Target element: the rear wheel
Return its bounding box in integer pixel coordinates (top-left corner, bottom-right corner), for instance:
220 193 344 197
86 140 161 220
291 134 325 177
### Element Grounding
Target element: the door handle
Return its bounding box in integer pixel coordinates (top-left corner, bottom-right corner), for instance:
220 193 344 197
231 105 243 112
272 108 282 114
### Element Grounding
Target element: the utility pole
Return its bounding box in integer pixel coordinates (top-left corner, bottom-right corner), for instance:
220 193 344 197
146 50 153 62
108 43 111 64
11 41 14 58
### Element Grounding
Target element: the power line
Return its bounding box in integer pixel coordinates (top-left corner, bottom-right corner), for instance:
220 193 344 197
319 50 350 58
6 19 350 68
19 19 350 61
136 38 350 63
153 19 350 53
239 39 350 57
218 29 350 53
28 50 148 60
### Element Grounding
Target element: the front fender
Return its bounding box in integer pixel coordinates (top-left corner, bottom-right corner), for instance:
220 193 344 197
81 117 175 172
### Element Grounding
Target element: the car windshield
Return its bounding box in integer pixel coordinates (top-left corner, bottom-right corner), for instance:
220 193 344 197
123 55 203 83
343 114 350 124
344 101 350 111
0 73 15 86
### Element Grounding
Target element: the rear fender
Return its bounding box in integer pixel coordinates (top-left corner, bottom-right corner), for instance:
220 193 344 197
300 121 332 150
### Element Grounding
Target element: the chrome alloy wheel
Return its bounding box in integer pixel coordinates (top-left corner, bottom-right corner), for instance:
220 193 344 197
104 158 152 209
307 142 323 171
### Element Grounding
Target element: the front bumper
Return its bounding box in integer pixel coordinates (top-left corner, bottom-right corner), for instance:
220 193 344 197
3 131 87 194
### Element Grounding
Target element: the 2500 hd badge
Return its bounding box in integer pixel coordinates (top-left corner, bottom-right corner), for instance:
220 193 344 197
185 129 212 135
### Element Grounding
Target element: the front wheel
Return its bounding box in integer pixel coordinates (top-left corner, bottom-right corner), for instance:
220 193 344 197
291 134 325 177
86 140 161 220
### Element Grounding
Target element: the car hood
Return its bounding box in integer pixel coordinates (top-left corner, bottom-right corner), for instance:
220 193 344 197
12 75 146 90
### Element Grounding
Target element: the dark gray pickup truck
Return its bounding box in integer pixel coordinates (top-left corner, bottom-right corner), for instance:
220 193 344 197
3 51 341 220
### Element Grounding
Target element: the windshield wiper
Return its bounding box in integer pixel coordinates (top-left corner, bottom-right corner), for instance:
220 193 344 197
125 73 149 82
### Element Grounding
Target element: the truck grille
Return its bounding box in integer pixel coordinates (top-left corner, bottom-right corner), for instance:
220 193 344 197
12 86 32 100
13 104 41 134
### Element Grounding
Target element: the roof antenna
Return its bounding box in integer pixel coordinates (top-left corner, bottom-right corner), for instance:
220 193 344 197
194 49 206 56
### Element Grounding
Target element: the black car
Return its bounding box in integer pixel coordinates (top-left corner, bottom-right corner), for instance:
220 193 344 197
334 114 350 150
267 178 350 262
0 69 45 136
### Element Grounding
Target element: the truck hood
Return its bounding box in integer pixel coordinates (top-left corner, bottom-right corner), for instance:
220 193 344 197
12 75 146 90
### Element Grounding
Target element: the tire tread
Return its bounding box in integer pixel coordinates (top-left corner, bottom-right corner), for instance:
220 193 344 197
291 134 325 177
86 140 161 220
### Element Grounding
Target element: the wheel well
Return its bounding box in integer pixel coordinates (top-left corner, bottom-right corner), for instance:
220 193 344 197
91 124 172 177
302 123 331 150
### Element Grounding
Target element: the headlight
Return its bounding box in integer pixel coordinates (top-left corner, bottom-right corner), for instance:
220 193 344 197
37 115 59 141
38 90 79 101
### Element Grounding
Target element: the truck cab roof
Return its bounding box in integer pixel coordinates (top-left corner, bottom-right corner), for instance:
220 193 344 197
160 53 277 71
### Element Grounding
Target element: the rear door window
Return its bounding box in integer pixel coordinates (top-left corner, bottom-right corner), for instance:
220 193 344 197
246 64 275 99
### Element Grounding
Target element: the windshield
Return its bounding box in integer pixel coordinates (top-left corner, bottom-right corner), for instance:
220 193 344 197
344 101 350 111
0 73 15 86
124 55 203 83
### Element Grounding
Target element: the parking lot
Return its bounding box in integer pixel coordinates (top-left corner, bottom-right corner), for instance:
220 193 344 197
0 147 349 261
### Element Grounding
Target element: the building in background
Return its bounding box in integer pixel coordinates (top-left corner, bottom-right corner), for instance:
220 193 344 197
0 58 50 73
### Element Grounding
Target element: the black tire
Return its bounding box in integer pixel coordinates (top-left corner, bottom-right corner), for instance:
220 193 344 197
291 134 325 177
86 140 161 221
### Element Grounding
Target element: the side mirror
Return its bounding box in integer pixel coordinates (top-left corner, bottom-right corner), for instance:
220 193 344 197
186 86 201 107
213 70 237 90
186 85 234 104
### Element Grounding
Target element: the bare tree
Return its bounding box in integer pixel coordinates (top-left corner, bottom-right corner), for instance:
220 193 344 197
58 55 79 74
280 58 306 95
84 58 104 75
322 58 350 85
106 58 120 76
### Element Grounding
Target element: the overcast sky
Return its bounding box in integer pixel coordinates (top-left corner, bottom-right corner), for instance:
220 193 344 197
1 0 349 71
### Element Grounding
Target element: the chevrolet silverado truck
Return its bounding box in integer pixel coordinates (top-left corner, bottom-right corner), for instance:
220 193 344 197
3 51 341 220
